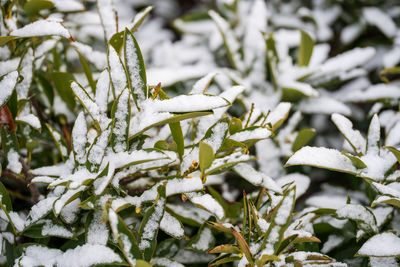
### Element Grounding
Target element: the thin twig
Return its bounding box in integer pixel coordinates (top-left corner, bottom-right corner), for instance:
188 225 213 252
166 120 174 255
19 158 40 204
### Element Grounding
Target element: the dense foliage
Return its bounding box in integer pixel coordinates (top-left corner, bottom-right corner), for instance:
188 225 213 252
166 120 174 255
0 0 400 266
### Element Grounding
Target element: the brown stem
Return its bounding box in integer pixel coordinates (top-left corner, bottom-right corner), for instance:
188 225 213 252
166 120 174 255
19 158 40 204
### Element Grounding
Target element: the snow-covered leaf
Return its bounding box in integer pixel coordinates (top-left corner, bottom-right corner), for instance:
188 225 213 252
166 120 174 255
286 146 357 174
124 28 147 109
357 232 400 257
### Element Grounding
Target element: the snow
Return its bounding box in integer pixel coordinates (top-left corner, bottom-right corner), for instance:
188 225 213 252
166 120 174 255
95 69 110 114
139 196 165 250
306 195 347 209
160 212 184 238
341 24 363 45
0 58 19 76
191 227 214 251
367 114 380 155
275 189 295 225
190 72 219 95
321 47 375 73
286 146 357 174
53 0 84 12
58 244 122 267
185 193 225 220
147 65 210 87
266 102 292 127
8 211 25 232
343 84 400 102
16 48 34 100
363 7 396 38
125 32 146 105
166 203 211 225
10 20 71 39
94 163 115 195
6 149 22 174
26 197 58 226
209 10 244 72
97 0 117 41
41 220 74 238
87 126 111 169
0 71 18 106
230 127 271 142
280 80 318 97
372 182 400 198
72 112 88 165
53 186 86 215
321 234 344 253
152 257 184 267
233 163 282 194
276 173 310 198
152 94 229 113
369 257 399 267
113 89 129 152
357 232 400 256
202 120 229 152
16 114 41 130
72 42 107 70
299 98 351 116
108 45 127 97
87 211 109 245
60 198 80 224
336 204 377 233
331 113 366 154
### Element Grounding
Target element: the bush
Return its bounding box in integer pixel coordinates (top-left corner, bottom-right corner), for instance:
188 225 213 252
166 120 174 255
0 0 400 266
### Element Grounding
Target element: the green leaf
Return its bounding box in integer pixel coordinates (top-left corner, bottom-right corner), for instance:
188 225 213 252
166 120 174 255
108 208 143 264
255 254 281 266
111 89 131 152
86 122 112 172
0 36 17 46
276 234 298 255
298 30 314 67
207 186 241 219
380 66 400 83
129 111 213 140
208 255 241 266
0 181 12 211
51 72 76 110
124 28 148 109
109 6 154 52
341 151 367 169
205 153 255 176
46 123 68 162
261 187 296 255
24 0 54 16
76 50 96 93
292 128 316 152
70 81 99 127
1 125 19 153
139 185 166 261
199 141 214 181
207 244 240 254
229 117 243 135
231 227 254 266
36 72 54 105
208 10 244 72
285 146 358 175
169 122 184 162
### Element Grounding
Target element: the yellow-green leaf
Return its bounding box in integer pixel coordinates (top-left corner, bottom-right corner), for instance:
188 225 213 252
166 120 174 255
298 30 314 67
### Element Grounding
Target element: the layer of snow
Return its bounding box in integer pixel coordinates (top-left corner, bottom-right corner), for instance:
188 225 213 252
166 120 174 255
10 20 71 39
357 232 400 256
